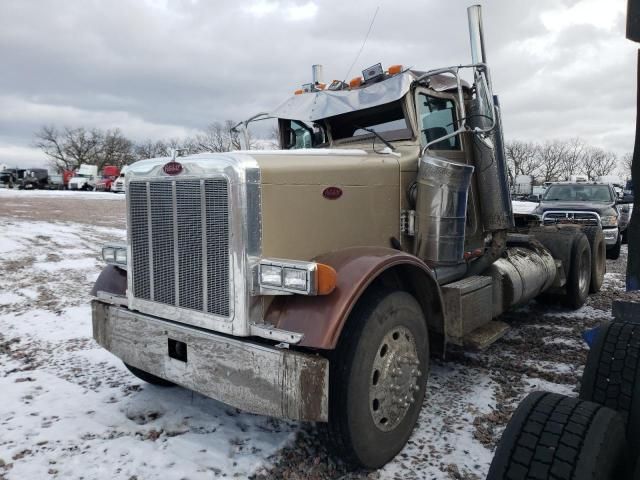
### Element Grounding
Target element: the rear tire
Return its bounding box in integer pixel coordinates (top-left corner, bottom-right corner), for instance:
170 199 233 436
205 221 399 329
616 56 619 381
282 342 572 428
124 363 174 387
565 232 591 309
327 288 429 469
487 392 627 480
580 322 640 454
582 226 606 293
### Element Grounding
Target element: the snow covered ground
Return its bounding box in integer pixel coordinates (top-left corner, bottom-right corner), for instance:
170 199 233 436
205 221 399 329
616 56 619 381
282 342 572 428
0 192 633 480
0 188 125 201
0 219 296 479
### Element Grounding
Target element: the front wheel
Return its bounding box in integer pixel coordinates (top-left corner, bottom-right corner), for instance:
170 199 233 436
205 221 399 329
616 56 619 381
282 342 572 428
327 289 429 469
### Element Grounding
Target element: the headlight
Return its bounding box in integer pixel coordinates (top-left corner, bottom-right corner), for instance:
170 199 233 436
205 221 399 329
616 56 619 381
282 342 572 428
102 244 127 268
600 215 618 227
260 264 283 287
283 268 308 291
258 258 336 295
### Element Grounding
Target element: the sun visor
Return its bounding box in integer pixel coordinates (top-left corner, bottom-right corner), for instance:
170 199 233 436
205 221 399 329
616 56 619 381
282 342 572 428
270 71 416 123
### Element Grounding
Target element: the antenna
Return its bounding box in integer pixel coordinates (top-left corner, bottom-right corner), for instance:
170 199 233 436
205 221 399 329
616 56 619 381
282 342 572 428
341 5 380 83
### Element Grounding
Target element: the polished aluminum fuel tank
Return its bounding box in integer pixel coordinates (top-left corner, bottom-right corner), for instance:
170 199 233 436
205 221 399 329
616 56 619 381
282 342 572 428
414 155 475 265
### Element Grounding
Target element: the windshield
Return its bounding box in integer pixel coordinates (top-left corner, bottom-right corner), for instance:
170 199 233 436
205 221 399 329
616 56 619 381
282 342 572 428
543 184 613 203
325 100 412 143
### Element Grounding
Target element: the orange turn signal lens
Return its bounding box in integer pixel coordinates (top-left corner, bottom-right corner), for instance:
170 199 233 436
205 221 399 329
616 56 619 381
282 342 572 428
349 76 363 88
388 64 403 75
315 263 337 295
294 89 304 95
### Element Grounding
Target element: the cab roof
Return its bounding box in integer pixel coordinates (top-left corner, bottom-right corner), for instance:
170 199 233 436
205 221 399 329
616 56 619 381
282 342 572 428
270 69 468 123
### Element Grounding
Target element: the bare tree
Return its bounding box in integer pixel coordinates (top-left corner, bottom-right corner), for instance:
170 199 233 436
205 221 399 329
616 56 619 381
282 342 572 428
98 129 135 170
504 140 539 184
561 137 587 179
135 139 170 159
621 152 633 178
582 147 618 180
536 140 567 182
33 126 72 171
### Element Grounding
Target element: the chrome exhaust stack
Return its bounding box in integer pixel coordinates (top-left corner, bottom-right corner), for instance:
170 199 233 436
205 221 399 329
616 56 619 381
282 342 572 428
466 4 514 231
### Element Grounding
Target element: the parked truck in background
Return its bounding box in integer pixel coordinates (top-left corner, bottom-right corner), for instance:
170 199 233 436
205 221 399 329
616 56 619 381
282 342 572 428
0 168 26 188
68 164 98 190
534 182 631 259
110 166 128 193
96 165 121 191
18 168 49 189
91 6 604 468
513 174 533 197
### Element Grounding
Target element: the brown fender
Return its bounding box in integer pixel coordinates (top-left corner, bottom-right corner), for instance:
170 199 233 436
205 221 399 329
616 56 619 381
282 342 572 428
90 265 127 297
264 246 443 350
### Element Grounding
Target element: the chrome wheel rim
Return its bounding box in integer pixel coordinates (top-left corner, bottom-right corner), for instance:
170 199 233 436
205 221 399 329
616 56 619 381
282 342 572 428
369 326 421 432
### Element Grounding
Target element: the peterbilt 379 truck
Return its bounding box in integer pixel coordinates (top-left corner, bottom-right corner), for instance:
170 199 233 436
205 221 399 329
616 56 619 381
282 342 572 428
91 6 602 468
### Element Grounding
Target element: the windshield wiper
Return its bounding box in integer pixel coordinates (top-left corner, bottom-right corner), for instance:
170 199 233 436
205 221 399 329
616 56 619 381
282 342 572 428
354 125 396 151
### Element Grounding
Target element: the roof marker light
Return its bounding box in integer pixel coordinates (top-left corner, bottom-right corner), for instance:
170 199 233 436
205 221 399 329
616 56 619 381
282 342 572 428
349 76 363 88
388 64 403 75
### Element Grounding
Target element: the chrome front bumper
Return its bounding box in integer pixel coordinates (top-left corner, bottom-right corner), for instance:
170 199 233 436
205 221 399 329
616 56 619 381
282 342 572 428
92 300 329 421
603 227 619 245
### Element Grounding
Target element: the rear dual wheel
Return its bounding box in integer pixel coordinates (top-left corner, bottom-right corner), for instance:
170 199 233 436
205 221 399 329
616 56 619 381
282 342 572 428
582 226 605 293
327 288 429 469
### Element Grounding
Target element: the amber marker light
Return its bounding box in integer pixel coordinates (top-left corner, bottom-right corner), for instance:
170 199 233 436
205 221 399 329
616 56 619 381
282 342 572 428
388 64 403 75
315 263 337 295
294 89 304 95
349 76 363 88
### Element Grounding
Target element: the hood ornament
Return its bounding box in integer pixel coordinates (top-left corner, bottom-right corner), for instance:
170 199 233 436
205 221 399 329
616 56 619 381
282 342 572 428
164 149 187 175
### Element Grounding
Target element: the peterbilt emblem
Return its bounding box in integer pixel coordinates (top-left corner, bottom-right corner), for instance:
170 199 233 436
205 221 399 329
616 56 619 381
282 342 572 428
163 161 183 176
323 186 343 200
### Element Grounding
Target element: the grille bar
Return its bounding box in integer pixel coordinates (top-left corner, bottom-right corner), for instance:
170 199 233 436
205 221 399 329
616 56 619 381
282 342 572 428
129 178 230 318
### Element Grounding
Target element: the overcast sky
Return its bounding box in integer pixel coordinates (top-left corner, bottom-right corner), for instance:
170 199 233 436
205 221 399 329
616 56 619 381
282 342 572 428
0 0 636 169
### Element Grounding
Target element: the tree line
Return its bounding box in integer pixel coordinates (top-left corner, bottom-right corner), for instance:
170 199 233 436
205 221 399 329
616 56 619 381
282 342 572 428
34 121 265 172
34 125 631 182
505 138 630 184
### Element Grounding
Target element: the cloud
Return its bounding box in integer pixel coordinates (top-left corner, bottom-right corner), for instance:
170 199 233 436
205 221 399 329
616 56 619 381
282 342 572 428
0 0 636 170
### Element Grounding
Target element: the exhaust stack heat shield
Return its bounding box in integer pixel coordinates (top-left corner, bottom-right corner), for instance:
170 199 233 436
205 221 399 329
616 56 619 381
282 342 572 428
414 156 474 266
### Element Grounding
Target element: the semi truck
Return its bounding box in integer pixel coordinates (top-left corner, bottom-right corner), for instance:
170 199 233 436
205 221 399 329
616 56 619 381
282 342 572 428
91 6 602 468
513 174 533 196
68 164 98 190
18 168 49 189
95 165 121 191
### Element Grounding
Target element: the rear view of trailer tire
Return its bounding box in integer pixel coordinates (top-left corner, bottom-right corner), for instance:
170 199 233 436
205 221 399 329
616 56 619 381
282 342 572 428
580 321 640 454
327 288 429 469
487 392 627 480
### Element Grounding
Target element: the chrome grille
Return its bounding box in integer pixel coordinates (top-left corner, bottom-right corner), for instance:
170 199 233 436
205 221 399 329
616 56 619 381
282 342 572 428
542 211 600 226
129 178 230 317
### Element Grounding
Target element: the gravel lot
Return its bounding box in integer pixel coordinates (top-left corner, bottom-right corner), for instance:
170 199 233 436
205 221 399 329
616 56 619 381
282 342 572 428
1 190 638 480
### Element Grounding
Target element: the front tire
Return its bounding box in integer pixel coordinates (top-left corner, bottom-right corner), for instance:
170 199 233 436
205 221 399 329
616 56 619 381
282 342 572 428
124 363 174 387
327 288 429 469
